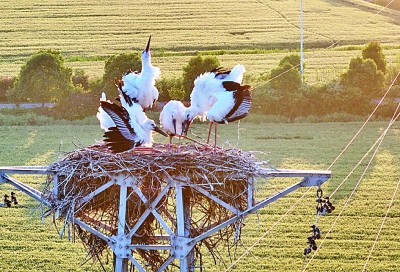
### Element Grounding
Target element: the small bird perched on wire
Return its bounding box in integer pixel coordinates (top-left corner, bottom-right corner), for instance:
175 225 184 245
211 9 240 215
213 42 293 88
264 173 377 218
159 100 188 144
122 35 160 110
181 64 252 145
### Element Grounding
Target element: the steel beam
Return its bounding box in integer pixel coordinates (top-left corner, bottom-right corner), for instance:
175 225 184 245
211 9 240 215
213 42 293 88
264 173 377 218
0 173 51 206
74 218 111 243
195 185 239 214
114 178 128 272
76 180 115 207
0 166 331 272
0 166 54 175
127 184 173 238
193 175 330 243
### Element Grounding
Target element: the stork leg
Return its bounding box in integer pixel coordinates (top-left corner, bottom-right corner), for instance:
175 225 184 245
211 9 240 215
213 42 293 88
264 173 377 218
214 123 218 148
207 122 213 144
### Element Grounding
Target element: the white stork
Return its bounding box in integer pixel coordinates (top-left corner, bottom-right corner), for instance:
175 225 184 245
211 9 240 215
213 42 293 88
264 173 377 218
181 65 252 145
159 100 187 144
99 100 167 153
96 92 115 131
122 35 160 110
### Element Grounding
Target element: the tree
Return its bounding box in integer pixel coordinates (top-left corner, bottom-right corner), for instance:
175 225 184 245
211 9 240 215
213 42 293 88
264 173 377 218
0 76 14 102
182 55 220 100
156 76 184 102
269 62 302 92
279 54 302 71
102 52 141 98
72 69 89 91
7 50 73 103
362 41 387 74
340 57 385 97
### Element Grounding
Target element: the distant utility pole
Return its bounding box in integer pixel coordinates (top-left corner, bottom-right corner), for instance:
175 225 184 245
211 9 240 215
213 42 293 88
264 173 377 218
300 0 304 82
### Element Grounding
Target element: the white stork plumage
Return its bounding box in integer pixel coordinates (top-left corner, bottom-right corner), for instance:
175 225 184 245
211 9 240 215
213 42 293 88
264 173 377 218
96 92 115 131
159 100 188 144
122 35 160 110
181 65 252 145
99 100 167 153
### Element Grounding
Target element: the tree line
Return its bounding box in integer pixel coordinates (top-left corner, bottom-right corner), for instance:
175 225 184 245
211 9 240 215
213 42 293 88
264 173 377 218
0 41 399 121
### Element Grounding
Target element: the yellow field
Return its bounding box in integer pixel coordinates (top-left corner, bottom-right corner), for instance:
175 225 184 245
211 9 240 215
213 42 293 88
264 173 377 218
1 0 400 83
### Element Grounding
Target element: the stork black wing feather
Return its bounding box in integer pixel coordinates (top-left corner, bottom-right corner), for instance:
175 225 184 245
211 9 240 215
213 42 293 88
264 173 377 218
100 101 130 127
100 101 136 142
222 83 252 123
210 66 231 79
103 128 138 153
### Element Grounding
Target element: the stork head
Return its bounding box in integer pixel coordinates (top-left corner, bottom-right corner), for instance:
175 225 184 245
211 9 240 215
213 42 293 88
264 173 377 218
143 119 168 137
181 107 198 137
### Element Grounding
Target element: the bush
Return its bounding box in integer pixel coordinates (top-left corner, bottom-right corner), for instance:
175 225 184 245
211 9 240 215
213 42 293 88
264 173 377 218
88 77 104 97
251 83 305 122
340 57 385 97
8 49 74 103
269 62 302 92
155 76 183 102
44 92 99 120
278 54 302 71
269 54 302 95
362 41 387 74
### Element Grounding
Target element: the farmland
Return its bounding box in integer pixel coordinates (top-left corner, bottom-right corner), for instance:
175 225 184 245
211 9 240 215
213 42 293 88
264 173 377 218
1 120 400 271
1 0 400 271
0 0 400 83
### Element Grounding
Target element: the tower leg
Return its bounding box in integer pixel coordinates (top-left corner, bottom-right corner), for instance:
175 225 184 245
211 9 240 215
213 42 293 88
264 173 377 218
176 185 194 271
114 182 128 272
184 187 194 271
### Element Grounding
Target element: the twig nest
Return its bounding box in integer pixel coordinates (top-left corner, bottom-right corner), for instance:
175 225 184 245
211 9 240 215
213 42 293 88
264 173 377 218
45 143 268 270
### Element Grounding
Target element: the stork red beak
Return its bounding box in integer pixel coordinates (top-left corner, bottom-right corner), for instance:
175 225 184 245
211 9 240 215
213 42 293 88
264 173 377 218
145 35 151 52
153 126 168 137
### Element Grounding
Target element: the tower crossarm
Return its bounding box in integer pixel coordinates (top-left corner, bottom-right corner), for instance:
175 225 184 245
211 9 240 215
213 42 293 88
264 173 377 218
192 169 331 244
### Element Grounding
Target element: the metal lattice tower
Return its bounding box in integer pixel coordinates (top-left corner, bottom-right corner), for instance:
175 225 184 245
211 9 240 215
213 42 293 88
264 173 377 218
1 165 330 271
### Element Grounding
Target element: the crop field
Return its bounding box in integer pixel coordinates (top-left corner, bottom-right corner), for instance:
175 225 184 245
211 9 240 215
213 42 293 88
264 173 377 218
0 119 400 271
1 0 400 271
0 0 400 83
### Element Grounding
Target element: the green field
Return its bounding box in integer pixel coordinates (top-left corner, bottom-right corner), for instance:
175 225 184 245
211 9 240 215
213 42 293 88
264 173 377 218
1 120 400 271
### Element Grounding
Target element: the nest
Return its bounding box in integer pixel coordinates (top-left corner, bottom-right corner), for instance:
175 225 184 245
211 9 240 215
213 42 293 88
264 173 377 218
44 143 267 270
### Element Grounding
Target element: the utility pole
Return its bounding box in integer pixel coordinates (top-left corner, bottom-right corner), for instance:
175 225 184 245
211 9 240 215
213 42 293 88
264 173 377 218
300 0 304 82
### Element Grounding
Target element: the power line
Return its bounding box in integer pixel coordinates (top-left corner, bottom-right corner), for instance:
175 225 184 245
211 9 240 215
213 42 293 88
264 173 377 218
329 70 400 197
224 1 399 270
302 93 400 271
362 174 400 272
252 0 397 89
